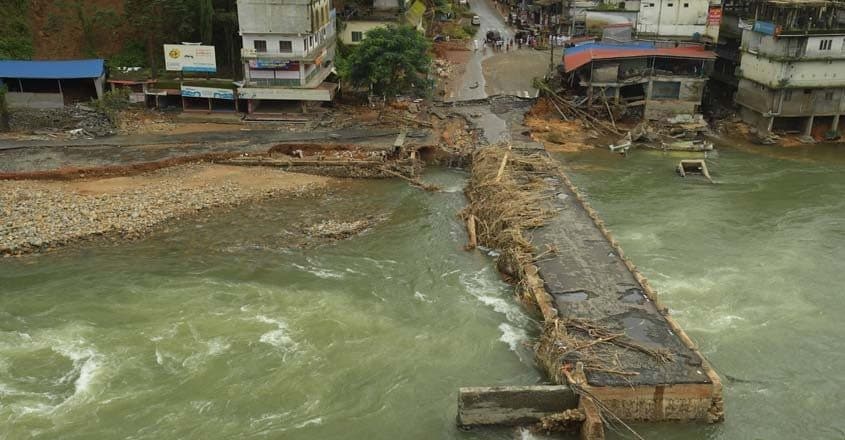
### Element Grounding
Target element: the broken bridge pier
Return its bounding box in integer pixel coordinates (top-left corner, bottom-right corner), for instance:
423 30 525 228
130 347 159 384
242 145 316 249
459 144 723 438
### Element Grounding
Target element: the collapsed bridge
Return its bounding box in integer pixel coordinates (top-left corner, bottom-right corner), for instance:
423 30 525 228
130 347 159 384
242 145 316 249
458 143 723 439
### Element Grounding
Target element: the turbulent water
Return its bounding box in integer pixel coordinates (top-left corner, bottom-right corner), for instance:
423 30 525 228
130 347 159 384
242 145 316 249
0 170 543 439
4 143 845 439
555 142 845 439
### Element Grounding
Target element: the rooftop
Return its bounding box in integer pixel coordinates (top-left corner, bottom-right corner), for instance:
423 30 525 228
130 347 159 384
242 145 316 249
563 42 715 72
0 59 105 79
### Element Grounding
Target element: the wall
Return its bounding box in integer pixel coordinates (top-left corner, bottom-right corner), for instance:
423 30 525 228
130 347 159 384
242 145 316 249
6 92 64 109
735 77 777 113
241 20 335 57
637 0 709 38
740 55 845 88
803 36 845 57
339 20 390 45
238 0 311 34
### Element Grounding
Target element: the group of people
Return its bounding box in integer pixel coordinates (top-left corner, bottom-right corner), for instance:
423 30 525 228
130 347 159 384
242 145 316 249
474 38 516 52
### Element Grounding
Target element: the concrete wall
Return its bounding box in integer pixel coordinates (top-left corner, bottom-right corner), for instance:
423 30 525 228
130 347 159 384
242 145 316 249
804 36 845 58
739 105 772 132
593 64 620 82
241 20 335 56
6 92 64 109
735 78 777 113
237 0 312 34
637 0 709 38
339 20 389 44
740 55 845 88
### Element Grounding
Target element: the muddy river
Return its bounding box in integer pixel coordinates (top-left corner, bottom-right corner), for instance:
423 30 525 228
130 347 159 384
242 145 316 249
556 142 845 439
0 170 541 439
2 141 844 439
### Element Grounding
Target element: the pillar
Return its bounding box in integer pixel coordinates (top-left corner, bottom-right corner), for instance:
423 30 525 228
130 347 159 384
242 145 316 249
766 115 774 134
804 114 815 137
832 114 840 134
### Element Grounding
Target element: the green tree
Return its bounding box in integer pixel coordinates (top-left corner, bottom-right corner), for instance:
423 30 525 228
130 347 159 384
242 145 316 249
0 85 10 132
123 0 198 78
0 0 33 60
199 0 215 44
338 25 432 97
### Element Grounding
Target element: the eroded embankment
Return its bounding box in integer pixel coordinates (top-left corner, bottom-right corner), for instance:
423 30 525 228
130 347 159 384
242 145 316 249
0 164 330 256
461 145 723 434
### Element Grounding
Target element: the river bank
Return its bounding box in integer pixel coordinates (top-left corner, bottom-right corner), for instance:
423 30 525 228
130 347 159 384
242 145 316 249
0 164 331 256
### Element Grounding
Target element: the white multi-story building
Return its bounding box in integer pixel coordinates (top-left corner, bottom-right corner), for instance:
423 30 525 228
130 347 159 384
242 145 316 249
637 0 722 42
735 0 845 137
236 0 338 113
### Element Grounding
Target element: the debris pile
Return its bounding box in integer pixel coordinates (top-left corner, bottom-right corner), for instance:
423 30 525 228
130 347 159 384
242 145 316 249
461 145 559 306
8 105 115 137
300 215 385 241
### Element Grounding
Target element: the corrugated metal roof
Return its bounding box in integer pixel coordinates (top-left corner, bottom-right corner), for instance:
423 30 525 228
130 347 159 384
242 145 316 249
563 42 715 72
0 59 105 79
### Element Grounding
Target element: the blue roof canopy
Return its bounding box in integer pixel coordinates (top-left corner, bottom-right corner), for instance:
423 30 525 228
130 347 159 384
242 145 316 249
0 59 105 79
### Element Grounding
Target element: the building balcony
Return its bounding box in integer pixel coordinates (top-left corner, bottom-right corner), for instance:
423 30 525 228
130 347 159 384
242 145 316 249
241 37 336 63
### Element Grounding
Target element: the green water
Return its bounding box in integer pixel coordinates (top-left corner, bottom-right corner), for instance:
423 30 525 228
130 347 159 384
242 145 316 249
4 144 845 439
0 170 543 439
555 143 845 439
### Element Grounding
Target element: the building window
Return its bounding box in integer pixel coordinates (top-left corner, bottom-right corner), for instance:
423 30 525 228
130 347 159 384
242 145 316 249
842 38 845 52
254 40 267 52
825 91 835 100
683 2 689 6
352 31 363 42
649 2 655 5
819 39 832 51
667 2 673 6
784 90 792 101
279 41 292 53
304 38 308 51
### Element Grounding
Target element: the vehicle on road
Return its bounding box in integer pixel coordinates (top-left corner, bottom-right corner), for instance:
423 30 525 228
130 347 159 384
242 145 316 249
485 30 501 43
471 15 481 25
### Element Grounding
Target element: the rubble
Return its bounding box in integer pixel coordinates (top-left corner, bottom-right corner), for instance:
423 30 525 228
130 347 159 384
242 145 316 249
8 105 115 137
300 215 386 241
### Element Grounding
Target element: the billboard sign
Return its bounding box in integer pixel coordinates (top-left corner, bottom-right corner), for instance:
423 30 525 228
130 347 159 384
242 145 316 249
181 85 235 100
164 44 217 73
752 20 779 36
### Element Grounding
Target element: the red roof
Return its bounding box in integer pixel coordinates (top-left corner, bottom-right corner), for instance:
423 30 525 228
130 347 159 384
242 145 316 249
563 44 715 72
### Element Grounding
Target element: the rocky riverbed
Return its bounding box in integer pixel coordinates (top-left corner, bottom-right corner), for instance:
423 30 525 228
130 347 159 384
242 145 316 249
0 164 331 256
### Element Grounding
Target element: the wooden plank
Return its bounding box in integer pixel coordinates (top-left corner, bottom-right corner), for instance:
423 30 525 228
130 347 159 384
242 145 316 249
457 385 578 427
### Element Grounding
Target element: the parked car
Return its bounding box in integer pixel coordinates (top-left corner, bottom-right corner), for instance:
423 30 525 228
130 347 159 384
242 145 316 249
471 15 481 25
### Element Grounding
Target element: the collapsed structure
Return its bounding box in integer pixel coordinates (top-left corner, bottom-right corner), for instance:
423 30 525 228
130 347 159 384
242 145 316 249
728 0 845 138
563 41 715 120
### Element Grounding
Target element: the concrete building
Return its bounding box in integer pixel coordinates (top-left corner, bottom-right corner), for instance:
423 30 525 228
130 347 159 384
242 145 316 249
734 0 845 137
636 0 722 42
338 0 426 45
563 41 715 120
0 59 105 109
236 0 338 113
708 0 754 104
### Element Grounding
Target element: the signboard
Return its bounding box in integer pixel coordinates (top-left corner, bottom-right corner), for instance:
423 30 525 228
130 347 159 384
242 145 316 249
707 7 722 26
181 85 234 100
752 20 779 36
249 59 299 70
164 44 217 73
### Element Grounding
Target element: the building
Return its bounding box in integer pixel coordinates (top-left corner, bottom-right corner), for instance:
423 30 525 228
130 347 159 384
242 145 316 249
734 0 845 137
636 0 722 42
708 0 753 105
338 0 426 45
0 59 105 109
236 0 339 114
563 41 715 119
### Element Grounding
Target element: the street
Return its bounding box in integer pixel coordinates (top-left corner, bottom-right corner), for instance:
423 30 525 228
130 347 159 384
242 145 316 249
447 0 550 102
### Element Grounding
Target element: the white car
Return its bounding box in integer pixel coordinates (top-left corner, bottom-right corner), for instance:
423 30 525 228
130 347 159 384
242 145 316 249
471 15 481 25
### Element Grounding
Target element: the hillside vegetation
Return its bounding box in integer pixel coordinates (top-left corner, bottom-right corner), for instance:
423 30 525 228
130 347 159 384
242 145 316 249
11 0 242 77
